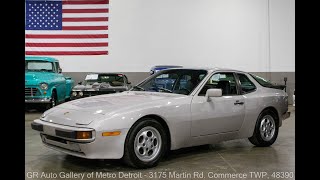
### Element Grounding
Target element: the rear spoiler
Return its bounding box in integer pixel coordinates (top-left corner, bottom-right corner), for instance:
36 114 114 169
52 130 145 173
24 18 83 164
270 85 286 90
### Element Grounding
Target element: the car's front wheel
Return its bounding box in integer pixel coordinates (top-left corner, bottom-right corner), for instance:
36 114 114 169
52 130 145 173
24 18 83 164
123 118 168 168
248 110 279 147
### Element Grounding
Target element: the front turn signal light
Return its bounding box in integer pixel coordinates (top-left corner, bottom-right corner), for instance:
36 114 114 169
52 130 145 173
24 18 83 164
76 131 92 139
102 131 121 136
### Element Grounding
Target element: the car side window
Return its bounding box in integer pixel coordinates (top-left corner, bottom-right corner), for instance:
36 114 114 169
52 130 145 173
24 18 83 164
55 62 60 73
124 75 128 84
198 72 238 96
237 73 256 94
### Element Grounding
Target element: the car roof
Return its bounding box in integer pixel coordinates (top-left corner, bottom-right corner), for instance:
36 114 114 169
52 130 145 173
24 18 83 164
151 65 183 68
162 67 247 73
25 56 58 62
87 73 125 75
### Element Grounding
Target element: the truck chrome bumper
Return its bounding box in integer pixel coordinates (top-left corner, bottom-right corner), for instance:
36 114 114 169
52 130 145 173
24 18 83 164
25 98 51 103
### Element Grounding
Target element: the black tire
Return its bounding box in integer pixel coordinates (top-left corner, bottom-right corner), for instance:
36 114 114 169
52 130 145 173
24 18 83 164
35 106 45 112
248 110 279 147
39 91 57 111
123 118 168 168
50 91 57 108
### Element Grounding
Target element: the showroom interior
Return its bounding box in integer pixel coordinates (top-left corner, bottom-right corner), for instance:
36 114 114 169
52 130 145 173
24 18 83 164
25 0 295 179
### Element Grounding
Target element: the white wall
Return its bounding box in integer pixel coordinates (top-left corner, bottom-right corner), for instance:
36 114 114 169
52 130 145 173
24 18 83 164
37 0 294 73
269 0 295 72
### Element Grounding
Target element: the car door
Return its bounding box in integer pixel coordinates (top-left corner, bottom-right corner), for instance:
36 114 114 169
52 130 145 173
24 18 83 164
191 72 245 136
54 62 66 101
124 75 132 89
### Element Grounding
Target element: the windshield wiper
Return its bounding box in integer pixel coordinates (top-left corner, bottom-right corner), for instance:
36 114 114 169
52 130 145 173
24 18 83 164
132 85 145 91
158 87 173 93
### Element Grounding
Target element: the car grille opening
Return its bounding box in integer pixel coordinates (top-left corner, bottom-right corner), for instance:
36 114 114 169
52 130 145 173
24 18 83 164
44 134 68 144
83 91 97 97
25 87 38 96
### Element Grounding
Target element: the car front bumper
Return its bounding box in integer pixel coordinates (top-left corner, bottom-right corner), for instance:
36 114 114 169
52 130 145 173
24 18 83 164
31 119 128 159
25 98 51 103
71 90 126 99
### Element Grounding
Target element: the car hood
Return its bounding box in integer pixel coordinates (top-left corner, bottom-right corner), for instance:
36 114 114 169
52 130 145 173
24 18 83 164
42 91 186 126
25 71 56 85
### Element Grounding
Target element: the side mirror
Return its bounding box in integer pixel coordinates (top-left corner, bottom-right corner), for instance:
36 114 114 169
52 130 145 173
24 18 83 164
127 81 131 84
78 81 82 85
205 89 222 102
58 68 62 73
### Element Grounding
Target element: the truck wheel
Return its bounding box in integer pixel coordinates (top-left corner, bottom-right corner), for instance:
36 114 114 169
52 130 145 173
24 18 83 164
50 91 57 108
37 92 57 112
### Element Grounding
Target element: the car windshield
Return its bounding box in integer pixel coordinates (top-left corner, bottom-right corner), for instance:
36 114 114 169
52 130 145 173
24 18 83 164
250 74 274 87
132 69 208 95
150 66 183 75
25 61 54 72
84 74 125 86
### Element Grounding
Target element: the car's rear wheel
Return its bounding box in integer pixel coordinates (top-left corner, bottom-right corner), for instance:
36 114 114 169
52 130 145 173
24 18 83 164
123 118 168 168
248 110 279 147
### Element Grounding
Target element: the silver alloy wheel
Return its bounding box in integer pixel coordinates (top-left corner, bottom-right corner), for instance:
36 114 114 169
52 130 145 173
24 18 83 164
260 115 276 141
134 126 162 162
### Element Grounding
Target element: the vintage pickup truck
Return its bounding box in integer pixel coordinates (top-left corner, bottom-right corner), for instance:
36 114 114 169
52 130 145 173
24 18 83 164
25 56 74 110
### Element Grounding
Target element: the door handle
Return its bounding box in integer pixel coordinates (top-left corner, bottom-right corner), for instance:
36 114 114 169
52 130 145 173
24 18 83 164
234 100 244 105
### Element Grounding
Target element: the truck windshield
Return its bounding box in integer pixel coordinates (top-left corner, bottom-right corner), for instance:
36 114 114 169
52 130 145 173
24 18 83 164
25 61 54 72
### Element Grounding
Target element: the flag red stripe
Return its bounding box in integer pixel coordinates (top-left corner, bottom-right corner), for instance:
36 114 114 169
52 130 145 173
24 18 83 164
26 43 108 47
62 0 109 5
63 17 108 22
62 26 108 30
26 34 108 39
26 51 109 55
63 9 109 13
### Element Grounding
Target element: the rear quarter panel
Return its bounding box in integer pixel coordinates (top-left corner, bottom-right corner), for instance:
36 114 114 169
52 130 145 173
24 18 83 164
238 75 288 138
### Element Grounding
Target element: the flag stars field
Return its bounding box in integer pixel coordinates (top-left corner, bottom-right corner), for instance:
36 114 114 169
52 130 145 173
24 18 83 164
25 0 109 56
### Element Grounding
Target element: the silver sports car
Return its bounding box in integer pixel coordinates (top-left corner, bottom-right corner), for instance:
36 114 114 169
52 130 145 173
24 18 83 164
31 68 290 168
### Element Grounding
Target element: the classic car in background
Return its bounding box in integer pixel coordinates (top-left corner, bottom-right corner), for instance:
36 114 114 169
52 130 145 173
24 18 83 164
25 56 74 111
71 73 132 99
32 67 290 168
149 65 183 75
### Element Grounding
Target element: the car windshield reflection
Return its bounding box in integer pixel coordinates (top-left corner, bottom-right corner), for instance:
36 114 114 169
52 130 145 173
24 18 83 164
131 69 208 95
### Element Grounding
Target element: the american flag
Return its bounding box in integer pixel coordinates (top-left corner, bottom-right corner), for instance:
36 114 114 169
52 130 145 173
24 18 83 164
25 0 109 56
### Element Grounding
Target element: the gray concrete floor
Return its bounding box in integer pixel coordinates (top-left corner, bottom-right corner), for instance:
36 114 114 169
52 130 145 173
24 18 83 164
25 107 295 180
